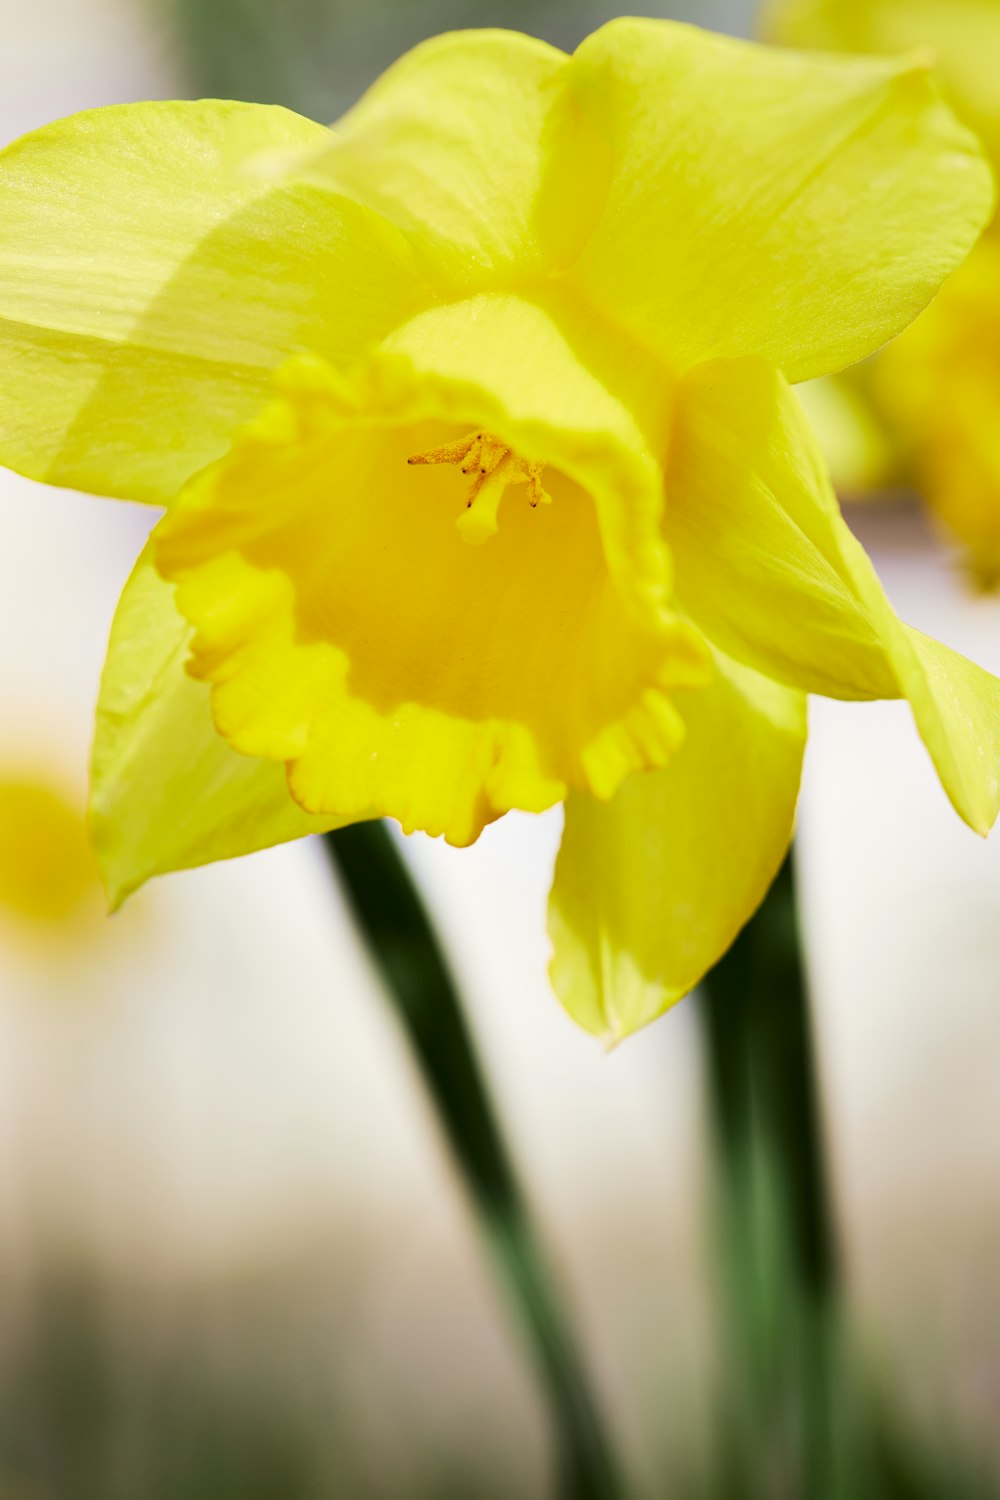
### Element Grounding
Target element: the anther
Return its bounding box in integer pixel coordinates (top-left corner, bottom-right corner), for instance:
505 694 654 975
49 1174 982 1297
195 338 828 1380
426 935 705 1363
406 429 551 544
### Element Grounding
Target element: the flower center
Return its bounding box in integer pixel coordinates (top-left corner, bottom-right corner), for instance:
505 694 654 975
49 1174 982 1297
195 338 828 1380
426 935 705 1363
407 429 552 545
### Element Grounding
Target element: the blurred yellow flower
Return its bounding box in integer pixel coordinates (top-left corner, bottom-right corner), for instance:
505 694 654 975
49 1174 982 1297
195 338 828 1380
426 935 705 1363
794 375 894 499
761 0 1000 158
764 0 1000 588
878 234 1000 589
0 777 96 926
0 21 998 1037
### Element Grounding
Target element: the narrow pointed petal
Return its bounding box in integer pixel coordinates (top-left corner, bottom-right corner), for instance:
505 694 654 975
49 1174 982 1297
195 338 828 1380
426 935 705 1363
893 628 1000 837
666 357 1000 833
549 652 807 1042
91 546 345 908
0 100 426 503
566 18 994 381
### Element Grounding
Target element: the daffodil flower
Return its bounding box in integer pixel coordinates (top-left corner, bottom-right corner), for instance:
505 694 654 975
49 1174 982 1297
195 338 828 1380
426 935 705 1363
2 20 998 1041
765 0 1000 588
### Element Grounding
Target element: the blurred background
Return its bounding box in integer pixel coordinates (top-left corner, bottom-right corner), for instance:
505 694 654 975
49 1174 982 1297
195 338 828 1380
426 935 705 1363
1 1 999 1496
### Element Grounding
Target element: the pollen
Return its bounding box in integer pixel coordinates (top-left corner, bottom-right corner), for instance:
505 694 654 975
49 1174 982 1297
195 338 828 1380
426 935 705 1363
407 429 552 545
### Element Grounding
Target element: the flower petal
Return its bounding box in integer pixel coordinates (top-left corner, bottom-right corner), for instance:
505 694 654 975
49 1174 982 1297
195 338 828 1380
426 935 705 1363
280 29 606 290
153 293 708 846
566 17 993 381
549 650 806 1042
0 100 426 502
90 544 343 909
665 356 1000 833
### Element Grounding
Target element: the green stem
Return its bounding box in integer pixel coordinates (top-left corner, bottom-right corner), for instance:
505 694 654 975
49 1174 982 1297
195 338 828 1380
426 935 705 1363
700 851 841 1498
324 823 626 1500
703 854 838 1299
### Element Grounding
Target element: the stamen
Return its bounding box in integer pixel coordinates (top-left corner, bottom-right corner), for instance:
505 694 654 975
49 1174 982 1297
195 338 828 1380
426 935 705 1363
525 462 552 509
407 429 551 544
406 433 480 468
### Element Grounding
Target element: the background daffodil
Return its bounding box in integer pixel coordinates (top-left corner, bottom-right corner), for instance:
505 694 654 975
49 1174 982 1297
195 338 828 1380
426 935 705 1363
765 0 1000 589
1 18 999 1041
0 775 97 928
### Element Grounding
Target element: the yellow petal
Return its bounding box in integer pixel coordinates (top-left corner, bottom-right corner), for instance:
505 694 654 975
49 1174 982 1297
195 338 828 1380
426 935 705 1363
549 651 806 1042
153 293 709 847
0 100 426 503
90 544 344 909
763 0 1000 164
279 29 608 289
665 356 1000 833
565 18 993 381
899 627 1000 837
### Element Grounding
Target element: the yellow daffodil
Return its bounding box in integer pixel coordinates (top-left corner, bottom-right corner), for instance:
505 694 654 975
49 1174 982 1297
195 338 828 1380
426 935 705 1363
764 0 1000 588
1 20 999 1040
